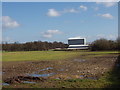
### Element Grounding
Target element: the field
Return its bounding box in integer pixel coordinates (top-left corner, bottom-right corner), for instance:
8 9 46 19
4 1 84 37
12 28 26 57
2 51 118 61
2 50 120 88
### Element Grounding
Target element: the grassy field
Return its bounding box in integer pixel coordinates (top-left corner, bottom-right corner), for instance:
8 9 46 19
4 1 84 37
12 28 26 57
2 50 120 88
2 50 118 61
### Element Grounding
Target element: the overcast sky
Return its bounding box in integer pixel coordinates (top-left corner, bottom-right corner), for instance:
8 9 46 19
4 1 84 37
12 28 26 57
2 2 118 43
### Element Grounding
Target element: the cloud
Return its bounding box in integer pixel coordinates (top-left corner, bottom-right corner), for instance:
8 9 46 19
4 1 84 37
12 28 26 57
96 34 117 40
42 30 62 38
69 8 79 13
2 16 20 29
96 2 116 7
79 5 87 11
63 8 79 13
98 13 113 19
47 8 79 17
47 9 60 17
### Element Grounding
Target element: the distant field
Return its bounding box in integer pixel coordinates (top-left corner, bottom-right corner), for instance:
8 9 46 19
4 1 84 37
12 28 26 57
2 51 118 62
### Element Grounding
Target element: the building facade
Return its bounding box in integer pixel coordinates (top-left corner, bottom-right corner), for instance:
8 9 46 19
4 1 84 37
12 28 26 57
68 37 89 49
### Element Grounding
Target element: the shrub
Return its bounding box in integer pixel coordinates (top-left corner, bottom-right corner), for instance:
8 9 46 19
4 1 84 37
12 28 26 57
90 38 117 51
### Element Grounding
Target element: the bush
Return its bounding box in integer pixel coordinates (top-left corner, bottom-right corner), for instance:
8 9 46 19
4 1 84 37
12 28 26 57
90 38 117 51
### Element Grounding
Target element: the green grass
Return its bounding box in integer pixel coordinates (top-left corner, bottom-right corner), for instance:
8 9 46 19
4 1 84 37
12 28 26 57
2 51 118 62
2 51 81 61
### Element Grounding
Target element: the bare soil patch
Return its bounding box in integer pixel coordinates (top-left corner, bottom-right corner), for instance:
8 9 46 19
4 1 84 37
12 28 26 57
2 54 118 87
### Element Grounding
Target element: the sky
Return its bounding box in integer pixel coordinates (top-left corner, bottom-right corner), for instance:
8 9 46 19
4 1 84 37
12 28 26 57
2 2 118 43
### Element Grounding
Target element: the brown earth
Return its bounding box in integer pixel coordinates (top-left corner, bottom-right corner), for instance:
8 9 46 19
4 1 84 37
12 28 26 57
2 54 119 85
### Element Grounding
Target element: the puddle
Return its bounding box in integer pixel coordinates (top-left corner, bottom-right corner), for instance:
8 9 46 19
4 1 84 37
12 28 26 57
2 83 10 86
28 73 55 77
40 67 53 71
74 59 86 62
0 72 5 75
80 75 84 78
58 69 64 71
79 75 97 80
23 81 36 84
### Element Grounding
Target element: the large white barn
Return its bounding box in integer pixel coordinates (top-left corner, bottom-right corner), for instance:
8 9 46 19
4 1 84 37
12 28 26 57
68 37 89 49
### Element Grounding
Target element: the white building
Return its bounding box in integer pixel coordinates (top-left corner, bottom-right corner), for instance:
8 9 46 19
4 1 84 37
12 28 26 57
68 37 89 49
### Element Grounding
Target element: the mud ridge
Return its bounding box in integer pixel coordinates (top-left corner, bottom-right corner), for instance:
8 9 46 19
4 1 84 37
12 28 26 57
4 76 46 84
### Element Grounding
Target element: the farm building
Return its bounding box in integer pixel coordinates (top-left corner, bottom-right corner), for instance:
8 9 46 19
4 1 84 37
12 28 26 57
68 37 89 49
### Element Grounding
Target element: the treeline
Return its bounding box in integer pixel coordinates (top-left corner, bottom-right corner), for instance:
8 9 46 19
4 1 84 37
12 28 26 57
2 41 68 51
2 38 120 51
90 38 120 51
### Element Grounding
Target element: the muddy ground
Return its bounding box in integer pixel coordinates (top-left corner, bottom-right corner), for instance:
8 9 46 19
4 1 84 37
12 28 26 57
2 53 119 88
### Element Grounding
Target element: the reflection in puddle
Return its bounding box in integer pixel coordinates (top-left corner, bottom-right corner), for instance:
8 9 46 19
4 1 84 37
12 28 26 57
74 59 86 62
23 81 36 84
2 83 9 86
28 73 55 77
40 67 53 71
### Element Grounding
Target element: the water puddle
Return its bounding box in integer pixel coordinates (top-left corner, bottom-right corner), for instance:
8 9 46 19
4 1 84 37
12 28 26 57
58 68 64 71
40 67 53 71
74 59 86 62
80 75 84 78
23 81 36 84
2 83 10 86
28 73 55 77
0 72 5 75
79 75 97 80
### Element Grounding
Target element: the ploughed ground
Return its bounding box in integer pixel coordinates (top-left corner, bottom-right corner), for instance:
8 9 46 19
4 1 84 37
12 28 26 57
2 53 119 88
